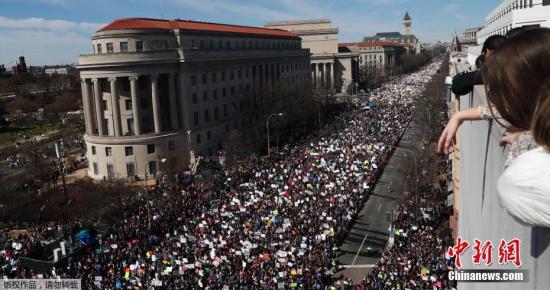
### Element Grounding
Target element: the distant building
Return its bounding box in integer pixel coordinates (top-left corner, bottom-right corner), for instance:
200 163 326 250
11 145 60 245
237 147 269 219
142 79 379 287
459 26 483 46
477 0 550 43
28 66 45 76
77 18 310 180
265 19 359 93
338 41 406 72
44 65 76 75
363 12 421 54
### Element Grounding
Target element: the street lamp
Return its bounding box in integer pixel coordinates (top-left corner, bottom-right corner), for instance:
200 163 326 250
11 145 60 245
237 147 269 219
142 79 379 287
266 113 283 157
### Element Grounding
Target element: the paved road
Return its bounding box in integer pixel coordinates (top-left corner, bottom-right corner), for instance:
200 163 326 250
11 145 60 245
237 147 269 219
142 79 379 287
338 118 427 269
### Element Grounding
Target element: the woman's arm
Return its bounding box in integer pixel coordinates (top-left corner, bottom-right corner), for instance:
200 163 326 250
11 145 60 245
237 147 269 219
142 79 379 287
437 107 483 154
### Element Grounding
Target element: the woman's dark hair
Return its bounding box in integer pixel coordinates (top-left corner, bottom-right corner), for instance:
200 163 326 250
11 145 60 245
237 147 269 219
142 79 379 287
475 55 485 69
482 28 550 146
481 35 507 54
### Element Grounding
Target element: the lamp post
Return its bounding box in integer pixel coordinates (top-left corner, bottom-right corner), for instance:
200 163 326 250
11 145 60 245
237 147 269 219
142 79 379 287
55 140 73 244
266 113 283 157
385 144 418 197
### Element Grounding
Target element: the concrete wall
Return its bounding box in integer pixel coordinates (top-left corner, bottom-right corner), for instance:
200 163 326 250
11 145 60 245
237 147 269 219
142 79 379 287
456 85 550 290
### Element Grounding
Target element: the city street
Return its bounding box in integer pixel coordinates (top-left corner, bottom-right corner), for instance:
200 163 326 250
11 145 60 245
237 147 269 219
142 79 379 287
338 116 427 282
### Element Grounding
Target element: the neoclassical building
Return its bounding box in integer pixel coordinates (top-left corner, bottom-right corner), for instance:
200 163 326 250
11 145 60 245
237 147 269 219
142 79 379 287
363 12 421 54
265 19 359 94
338 41 406 72
77 18 310 180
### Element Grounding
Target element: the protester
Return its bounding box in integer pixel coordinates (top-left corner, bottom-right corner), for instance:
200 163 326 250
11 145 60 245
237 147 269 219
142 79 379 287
450 35 506 96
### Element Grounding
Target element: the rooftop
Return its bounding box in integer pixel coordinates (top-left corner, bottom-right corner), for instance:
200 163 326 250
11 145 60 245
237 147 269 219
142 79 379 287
339 41 408 48
264 19 332 26
98 18 299 39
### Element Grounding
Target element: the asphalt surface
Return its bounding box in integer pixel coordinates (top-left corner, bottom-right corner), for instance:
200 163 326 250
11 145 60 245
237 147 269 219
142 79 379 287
338 118 427 268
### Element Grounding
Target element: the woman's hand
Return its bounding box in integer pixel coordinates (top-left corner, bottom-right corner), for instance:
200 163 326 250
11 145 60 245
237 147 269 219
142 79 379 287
499 130 523 147
437 115 463 154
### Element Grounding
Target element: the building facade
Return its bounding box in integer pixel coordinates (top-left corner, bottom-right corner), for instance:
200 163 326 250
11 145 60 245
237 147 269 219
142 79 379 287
338 42 406 72
363 12 421 54
77 18 310 180
477 0 550 43
264 19 359 94
45 65 76 75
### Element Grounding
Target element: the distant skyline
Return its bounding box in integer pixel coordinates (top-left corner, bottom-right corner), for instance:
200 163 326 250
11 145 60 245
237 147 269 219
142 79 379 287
0 0 501 66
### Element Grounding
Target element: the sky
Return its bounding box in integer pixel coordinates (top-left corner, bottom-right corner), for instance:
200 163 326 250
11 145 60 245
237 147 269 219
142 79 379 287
0 0 501 66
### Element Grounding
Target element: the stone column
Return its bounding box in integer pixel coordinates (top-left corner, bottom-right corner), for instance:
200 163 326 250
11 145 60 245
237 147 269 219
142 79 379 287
319 63 324 89
92 78 105 136
329 63 334 90
80 79 93 135
151 74 162 134
129 75 141 135
109 77 122 137
168 73 179 130
312 64 318 87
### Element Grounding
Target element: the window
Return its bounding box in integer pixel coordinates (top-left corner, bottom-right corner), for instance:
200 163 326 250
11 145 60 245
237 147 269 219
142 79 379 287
105 147 112 156
214 106 219 120
120 42 128 52
207 131 211 140
194 111 199 126
126 163 135 177
192 93 198 104
204 109 210 122
91 146 96 155
148 161 157 175
125 146 133 156
196 134 201 144
223 104 228 116
221 71 226 81
230 71 234 80
147 144 155 154
238 70 242 79
93 162 98 175
225 124 230 133
222 88 227 98
213 89 217 100
202 73 207 84
107 164 115 179
168 140 175 150
106 42 113 53
203 91 208 102
97 43 102 54
125 99 132 110
136 40 143 51
127 118 134 135
544 0 550 5
212 72 217 83
191 75 197 86
230 87 235 97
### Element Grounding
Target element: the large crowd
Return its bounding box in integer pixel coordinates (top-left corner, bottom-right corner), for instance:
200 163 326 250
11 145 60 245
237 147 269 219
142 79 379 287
362 152 455 289
2 61 444 289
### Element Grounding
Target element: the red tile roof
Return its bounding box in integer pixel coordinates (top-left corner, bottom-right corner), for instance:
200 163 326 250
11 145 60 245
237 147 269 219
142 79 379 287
339 41 408 48
98 18 299 39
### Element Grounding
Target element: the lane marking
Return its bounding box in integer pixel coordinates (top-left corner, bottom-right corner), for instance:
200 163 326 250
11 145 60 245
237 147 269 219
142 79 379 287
377 203 382 212
352 233 369 266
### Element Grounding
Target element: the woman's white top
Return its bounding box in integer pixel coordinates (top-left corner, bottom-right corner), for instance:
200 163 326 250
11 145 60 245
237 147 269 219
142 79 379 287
498 147 550 228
